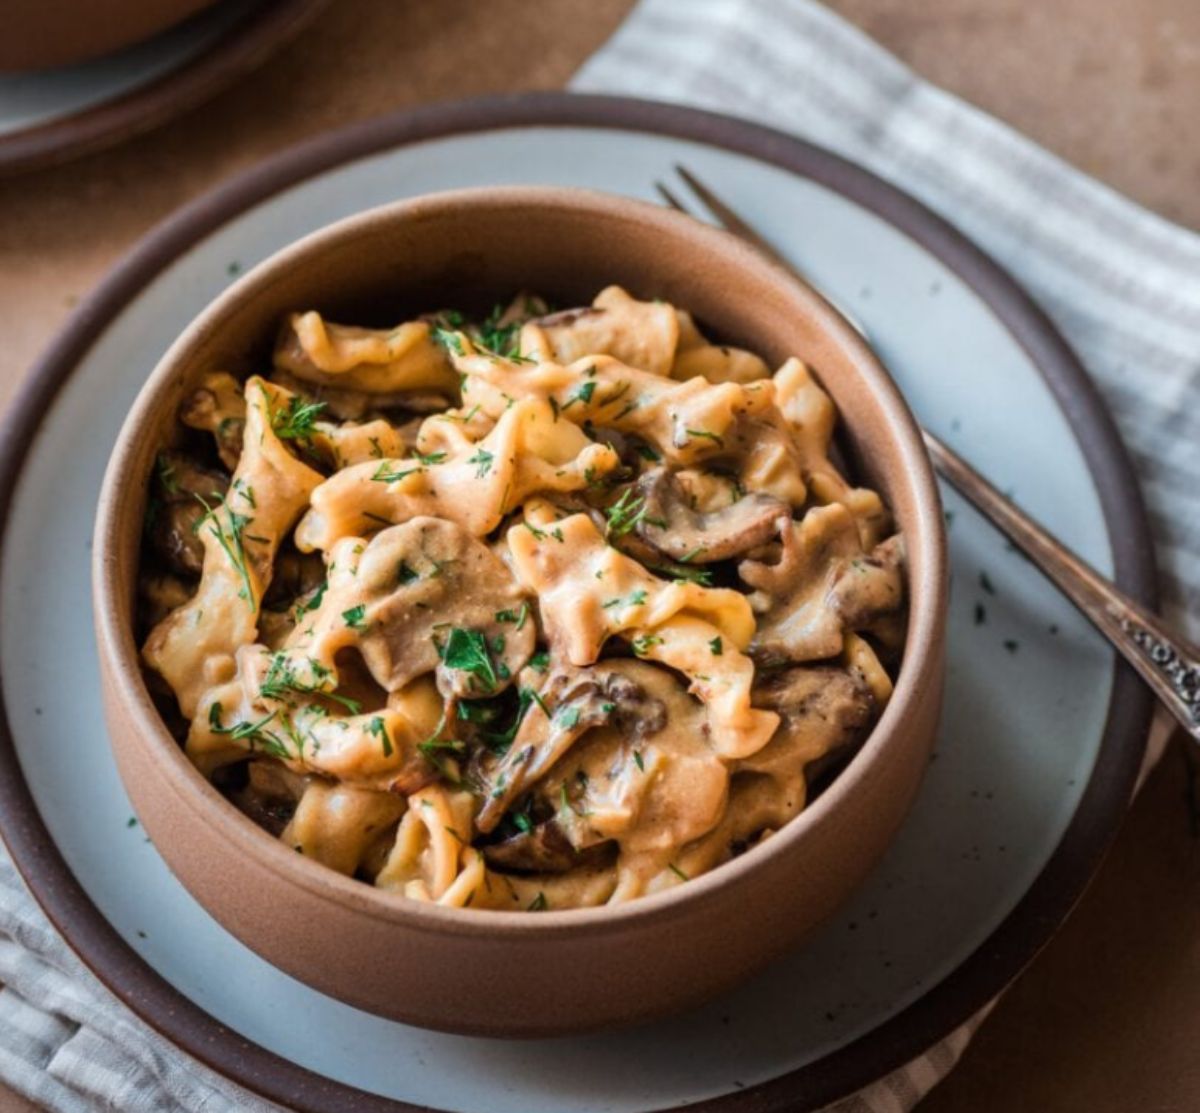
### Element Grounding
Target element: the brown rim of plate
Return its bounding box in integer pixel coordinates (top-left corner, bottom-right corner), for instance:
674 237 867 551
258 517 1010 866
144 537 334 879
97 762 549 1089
0 0 331 176
0 92 1156 1112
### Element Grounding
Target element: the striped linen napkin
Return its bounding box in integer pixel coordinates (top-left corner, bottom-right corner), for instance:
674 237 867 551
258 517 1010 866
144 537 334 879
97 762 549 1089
0 2 1196 1111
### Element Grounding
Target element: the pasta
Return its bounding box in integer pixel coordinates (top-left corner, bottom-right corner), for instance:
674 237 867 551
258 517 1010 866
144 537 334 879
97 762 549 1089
138 287 907 911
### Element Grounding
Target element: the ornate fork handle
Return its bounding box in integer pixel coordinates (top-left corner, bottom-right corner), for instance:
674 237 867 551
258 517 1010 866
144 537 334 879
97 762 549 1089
925 432 1200 741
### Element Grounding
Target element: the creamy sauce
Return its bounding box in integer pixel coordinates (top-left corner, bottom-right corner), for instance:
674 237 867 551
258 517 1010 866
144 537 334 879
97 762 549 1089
139 287 907 911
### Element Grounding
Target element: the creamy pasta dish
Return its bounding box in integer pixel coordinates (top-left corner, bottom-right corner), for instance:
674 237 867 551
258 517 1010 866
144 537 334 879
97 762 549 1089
139 286 906 911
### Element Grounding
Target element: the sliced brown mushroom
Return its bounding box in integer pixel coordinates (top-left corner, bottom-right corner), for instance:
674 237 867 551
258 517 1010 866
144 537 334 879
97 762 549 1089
137 571 193 632
739 503 904 664
292 517 536 700
828 533 905 629
147 451 229 577
482 819 615 874
630 466 788 564
473 665 667 834
179 371 246 470
226 758 309 837
741 665 877 790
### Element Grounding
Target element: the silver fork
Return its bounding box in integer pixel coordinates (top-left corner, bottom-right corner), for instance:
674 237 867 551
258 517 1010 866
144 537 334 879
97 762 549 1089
657 164 1200 744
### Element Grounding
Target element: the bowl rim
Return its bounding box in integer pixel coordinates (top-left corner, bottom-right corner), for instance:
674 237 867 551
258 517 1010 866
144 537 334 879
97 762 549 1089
93 183 947 937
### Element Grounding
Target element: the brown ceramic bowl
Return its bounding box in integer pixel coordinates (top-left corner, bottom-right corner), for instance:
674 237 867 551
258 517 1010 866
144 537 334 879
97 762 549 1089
0 0 218 72
93 187 947 1037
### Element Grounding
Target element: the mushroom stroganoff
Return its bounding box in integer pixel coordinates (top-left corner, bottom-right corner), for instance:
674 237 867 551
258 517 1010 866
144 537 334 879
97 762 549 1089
139 286 906 911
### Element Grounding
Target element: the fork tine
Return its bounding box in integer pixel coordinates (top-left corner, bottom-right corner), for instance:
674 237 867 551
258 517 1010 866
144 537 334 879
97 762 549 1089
672 163 793 269
654 180 690 213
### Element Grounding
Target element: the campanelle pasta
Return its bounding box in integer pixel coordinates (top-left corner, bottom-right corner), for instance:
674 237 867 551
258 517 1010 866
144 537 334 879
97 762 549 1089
139 287 907 911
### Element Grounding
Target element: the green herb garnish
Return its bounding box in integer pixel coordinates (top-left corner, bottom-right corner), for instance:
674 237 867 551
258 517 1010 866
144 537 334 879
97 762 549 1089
260 653 361 713
467 449 494 478
367 716 394 757
371 462 420 484
270 395 326 443
195 495 256 610
442 627 498 691
561 380 597 410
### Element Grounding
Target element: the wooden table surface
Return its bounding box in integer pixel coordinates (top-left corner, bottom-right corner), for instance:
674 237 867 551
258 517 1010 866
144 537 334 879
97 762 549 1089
1 2 1197 1110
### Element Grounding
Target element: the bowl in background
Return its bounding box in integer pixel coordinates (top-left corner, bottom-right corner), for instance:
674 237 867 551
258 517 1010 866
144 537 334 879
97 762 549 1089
92 186 947 1036
0 0 219 72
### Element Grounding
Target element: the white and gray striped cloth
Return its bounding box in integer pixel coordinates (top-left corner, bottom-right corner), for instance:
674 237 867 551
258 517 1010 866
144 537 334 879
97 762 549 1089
0 1 1196 1110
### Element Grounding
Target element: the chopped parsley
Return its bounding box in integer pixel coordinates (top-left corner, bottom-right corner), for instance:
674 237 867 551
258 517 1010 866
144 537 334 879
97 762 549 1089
260 653 361 713
602 589 648 610
634 443 662 462
342 604 367 630
668 863 689 881
397 561 420 585
495 602 530 630
467 448 494 478
686 428 724 447
631 633 663 657
195 495 255 610
604 488 665 537
270 395 326 443
441 627 499 691
414 450 447 465
431 326 465 355
294 581 326 620
561 381 597 410
371 462 420 483
367 716 394 758
529 650 551 672
476 304 521 357
155 454 179 494
633 750 645 771
709 637 723 656
527 892 549 912
654 563 714 587
207 702 287 759
555 705 581 730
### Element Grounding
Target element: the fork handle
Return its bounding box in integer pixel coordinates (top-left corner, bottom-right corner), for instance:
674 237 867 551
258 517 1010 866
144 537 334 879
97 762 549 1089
924 431 1200 743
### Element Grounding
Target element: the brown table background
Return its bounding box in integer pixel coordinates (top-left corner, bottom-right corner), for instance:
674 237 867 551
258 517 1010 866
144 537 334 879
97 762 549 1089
1 1 1198 1110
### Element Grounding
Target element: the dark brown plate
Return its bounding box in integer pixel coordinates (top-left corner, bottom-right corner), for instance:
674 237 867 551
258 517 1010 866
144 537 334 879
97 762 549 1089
0 93 1155 1110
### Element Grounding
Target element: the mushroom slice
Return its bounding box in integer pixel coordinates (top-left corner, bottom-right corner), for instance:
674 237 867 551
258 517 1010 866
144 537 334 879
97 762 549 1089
740 666 877 791
147 451 229 577
828 533 905 629
630 467 789 564
738 504 853 663
481 819 615 874
474 666 666 833
287 517 535 699
179 371 246 470
227 758 309 836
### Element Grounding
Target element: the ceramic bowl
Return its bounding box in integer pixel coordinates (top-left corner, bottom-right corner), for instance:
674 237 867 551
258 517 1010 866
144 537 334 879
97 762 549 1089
93 186 947 1037
0 0 217 72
